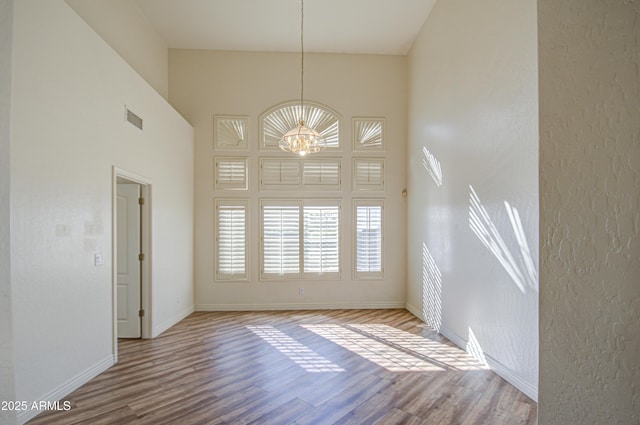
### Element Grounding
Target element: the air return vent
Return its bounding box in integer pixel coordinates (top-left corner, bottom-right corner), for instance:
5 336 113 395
125 106 143 130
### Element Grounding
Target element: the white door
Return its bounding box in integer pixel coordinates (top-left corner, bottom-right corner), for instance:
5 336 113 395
117 183 141 338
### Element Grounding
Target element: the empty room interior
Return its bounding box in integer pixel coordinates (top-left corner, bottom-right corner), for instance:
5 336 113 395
1 0 638 424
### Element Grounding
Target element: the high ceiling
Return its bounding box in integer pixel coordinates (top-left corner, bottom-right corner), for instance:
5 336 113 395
134 0 437 55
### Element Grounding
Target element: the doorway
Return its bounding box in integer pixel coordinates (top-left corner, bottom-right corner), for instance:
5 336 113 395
116 182 142 338
112 167 152 360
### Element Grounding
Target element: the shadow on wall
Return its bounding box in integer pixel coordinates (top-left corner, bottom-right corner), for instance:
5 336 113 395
468 185 538 294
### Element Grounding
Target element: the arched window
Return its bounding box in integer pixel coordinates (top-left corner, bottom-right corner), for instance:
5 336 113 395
260 101 341 151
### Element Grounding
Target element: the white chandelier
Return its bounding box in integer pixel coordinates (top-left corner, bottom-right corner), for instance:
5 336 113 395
278 0 326 156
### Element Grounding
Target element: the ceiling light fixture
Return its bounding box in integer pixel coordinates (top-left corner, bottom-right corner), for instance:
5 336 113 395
278 0 326 157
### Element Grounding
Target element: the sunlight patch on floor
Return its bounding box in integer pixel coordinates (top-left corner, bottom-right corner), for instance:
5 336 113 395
303 324 445 372
247 325 345 372
349 324 489 371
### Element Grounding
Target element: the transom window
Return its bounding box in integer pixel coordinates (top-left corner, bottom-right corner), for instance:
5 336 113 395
261 102 340 150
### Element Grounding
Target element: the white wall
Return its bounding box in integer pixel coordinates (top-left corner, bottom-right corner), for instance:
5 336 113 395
406 0 539 399
538 1 640 423
10 1 193 422
65 0 169 100
169 49 407 310
0 0 16 424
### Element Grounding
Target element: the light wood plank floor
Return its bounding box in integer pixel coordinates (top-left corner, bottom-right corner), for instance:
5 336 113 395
28 309 537 425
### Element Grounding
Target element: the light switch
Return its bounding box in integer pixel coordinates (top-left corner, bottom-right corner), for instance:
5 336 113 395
94 253 105 266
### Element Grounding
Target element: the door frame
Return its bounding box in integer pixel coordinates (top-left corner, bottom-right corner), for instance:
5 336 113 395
112 166 152 362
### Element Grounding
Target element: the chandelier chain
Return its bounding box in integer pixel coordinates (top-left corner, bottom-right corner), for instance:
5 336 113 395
278 0 326 156
300 0 304 122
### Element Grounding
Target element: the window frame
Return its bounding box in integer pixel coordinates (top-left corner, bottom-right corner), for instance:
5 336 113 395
260 199 342 281
259 157 342 191
214 157 249 191
214 199 249 281
352 158 385 192
352 117 385 152
260 101 342 152
213 115 249 151
353 199 384 280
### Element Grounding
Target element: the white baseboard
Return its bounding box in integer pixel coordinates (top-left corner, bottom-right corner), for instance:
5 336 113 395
405 303 537 402
152 304 195 337
195 301 405 311
485 353 538 402
439 325 538 403
17 355 114 425
404 302 425 321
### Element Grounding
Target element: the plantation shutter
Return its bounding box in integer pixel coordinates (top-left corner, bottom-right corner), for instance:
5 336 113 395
262 204 300 277
303 205 340 276
215 158 247 190
353 118 384 151
355 203 383 277
353 159 384 191
216 202 247 280
303 159 341 189
260 159 301 190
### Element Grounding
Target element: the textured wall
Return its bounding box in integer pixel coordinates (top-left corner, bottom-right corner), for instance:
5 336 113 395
65 0 169 100
538 0 640 423
406 0 539 399
0 0 16 423
11 1 193 419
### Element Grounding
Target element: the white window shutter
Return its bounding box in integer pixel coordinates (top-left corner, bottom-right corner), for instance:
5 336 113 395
303 159 341 189
262 204 300 278
216 201 248 280
353 118 384 151
215 158 248 190
353 159 384 191
260 159 301 190
303 205 340 276
214 116 249 150
354 201 384 278
261 103 340 150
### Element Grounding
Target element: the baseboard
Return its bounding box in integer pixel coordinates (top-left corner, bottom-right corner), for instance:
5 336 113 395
404 302 425 322
152 304 195 337
405 303 537 402
485 353 538 402
439 325 538 403
17 355 114 425
195 301 406 311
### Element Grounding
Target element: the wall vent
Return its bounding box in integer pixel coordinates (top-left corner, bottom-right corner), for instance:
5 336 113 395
125 107 143 130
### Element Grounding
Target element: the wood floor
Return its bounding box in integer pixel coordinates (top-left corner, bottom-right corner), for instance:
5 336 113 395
28 309 537 425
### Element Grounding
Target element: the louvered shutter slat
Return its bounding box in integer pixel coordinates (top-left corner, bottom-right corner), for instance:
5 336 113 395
356 205 382 274
217 203 247 279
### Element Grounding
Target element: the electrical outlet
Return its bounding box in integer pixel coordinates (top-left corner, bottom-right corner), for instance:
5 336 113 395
94 253 104 266
299 287 304 295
